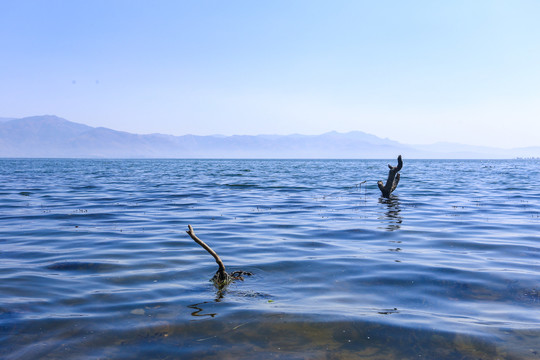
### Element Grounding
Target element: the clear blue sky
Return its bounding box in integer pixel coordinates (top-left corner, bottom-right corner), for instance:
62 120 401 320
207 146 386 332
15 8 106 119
1 1 539 148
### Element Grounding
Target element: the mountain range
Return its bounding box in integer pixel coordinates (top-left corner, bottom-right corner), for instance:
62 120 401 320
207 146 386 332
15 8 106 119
0 115 538 159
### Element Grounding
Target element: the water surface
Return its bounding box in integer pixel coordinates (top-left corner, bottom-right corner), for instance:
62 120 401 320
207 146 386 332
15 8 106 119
1 159 539 359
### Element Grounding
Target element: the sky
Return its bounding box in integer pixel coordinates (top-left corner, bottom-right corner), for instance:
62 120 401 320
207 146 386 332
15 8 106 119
1 1 539 148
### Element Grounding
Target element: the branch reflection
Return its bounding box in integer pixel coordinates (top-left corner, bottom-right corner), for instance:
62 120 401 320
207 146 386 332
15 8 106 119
378 196 402 231
187 286 229 319
187 301 218 318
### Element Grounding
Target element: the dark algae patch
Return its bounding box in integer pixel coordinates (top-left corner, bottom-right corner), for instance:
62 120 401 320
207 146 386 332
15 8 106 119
45 261 122 272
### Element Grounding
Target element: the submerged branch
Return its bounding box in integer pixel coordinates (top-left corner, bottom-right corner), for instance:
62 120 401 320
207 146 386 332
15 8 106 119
186 224 231 286
377 155 403 198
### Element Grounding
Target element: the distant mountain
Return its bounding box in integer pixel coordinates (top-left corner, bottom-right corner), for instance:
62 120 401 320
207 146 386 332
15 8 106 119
0 115 538 158
0 117 16 122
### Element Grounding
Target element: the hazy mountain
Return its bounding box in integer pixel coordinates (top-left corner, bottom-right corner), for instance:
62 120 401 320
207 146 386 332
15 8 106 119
0 115 538 158
412 142 509 159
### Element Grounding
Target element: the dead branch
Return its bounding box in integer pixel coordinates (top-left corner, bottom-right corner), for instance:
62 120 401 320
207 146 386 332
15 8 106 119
377 155 403 198
186 224 231 286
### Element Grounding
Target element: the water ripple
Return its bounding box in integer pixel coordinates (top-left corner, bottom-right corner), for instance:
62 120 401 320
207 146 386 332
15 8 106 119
1 159 539 358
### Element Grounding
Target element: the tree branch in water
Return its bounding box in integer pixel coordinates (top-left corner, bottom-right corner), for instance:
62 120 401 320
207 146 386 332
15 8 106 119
186 224 231 286
377 155 403 198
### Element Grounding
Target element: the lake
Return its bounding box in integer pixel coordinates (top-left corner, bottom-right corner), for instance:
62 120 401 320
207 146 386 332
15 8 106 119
1 158 539 359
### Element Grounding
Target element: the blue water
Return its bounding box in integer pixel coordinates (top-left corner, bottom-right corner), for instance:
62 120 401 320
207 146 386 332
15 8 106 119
1 159 539 359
